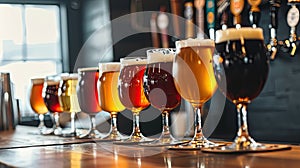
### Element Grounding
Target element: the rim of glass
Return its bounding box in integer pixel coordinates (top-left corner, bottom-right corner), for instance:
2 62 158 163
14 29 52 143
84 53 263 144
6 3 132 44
77 67 98 73
99 62 121 72
215 27 264 43
120 56 147 65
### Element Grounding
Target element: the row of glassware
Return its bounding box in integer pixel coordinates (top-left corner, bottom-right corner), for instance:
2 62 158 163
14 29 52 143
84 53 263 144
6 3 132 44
29 27 287 153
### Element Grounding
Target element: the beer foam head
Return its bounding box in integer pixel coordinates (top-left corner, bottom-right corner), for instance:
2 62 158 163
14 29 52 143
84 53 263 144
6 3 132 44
60 73 78 80
147 48 176 63
99 62 121 72
176 38 215 49
31 77 44 84
77 67 98 73
215 27 264 43
120 57 147 66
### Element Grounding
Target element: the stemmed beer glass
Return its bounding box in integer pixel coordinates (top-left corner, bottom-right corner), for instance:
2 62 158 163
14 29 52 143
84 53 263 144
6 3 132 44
29 77 49 134
98 62 126 140
58 73 81 137
116 57 152 144
77 67 103 139
171 38 218 149
203 27 274 152
43 75 64 135
143 48 182 146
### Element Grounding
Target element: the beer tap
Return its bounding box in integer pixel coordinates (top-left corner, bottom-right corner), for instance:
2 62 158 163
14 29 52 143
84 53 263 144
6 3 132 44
230 0 245 28
206 0 216 40
217 0 230 30
157 6 169 48
282 1 300 56
248 0 262 28
184 0 195 38
267 0 281 60
194 0 205 39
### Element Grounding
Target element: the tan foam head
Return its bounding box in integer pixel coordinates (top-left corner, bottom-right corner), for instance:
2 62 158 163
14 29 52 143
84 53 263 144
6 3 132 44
146 48 176 64
176 38 215 49
31 78 44 84
99 62 121 72
215 27 264 43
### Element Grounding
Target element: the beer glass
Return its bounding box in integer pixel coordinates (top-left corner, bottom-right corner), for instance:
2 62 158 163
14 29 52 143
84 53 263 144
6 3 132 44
29 77 49 134
143 48 182 146
98 62 126 140
209 27 270 152
117 57 152 144
172 38 218 149
43 74 64 135
77 67 103 139
58 73 81 137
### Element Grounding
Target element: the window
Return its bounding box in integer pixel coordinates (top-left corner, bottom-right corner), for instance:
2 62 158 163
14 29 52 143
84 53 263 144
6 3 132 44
0 4 64 116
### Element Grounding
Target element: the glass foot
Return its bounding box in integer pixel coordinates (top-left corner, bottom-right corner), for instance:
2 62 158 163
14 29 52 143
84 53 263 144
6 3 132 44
38 126 53 135
139 137 188 147
201 143 291 153
113 134 154 145
168 138 220 150
76 129 103 139
101 131 128 141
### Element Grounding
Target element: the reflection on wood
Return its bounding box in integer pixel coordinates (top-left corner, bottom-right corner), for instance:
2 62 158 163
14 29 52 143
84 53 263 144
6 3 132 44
0 126 299 167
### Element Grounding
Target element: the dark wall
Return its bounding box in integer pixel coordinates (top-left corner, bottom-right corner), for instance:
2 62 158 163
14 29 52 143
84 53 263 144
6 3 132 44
106 0 300 144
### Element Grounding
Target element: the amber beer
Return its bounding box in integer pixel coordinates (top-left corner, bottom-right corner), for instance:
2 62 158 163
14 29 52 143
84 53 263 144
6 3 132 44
59 74 81 113
30 78 48 114
215 27 269 103
98 63 125 114
173 39 217 106
118 58 150 113
77 67 101 115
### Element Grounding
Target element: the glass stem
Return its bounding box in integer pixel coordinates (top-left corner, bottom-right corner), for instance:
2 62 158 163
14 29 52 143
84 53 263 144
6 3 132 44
54 112 60 128
111 114 118 136
193 107 204 141
236 103 250 138
132 112 141 138
90 115 97 131
70 112 76 134
38 114 45 129
162 111 171 138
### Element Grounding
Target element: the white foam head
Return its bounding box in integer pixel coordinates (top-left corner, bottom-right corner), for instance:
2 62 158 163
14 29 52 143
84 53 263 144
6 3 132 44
99 62 121 72
215 27 264 43
77 67 98 73
146 48 176 64
176 38 215 49
60 73 78 81
120 57 147 66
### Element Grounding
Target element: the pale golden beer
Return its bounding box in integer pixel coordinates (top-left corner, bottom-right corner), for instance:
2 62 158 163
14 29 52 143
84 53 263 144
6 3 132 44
59 74 81 113
98 63 125 115
30 78 48 115
171 38 218 149
173 39 217 107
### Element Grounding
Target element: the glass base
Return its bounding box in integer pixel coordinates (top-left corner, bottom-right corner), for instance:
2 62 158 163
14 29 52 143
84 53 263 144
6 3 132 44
201 143 291 153
168 137 220 150
113 134 154 145
101 131 128 141
35 126 53 135
61 129 77 137
77 129 103 139
53 127 63 136
139 135 188 147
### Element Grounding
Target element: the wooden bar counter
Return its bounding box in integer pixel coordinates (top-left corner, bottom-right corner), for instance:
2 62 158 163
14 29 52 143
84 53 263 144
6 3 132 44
0 126 300 167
